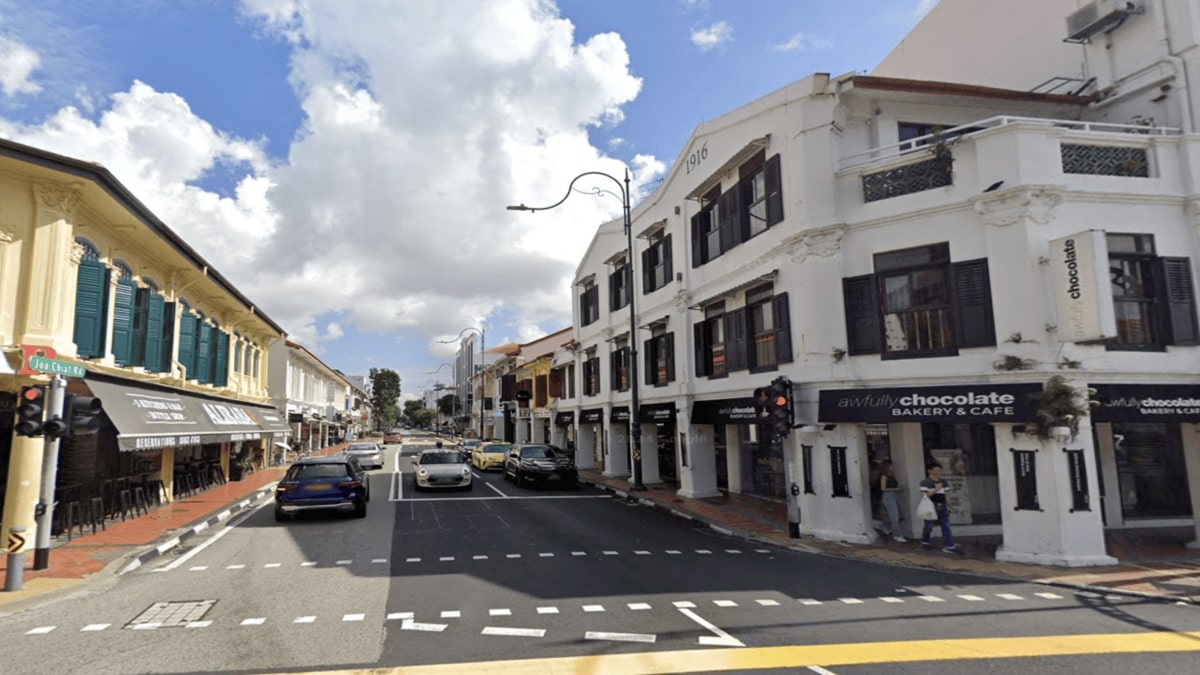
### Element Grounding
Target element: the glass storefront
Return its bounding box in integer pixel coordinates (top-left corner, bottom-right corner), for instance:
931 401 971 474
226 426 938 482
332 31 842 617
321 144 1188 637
714 423 729 490
865 424 891 521
1113 422 1193 519
921 422 1001 525
739 425 784 500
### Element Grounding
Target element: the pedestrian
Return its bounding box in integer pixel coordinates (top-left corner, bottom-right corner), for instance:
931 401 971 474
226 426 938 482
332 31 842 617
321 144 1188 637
920 461 960 553
878 460 906 542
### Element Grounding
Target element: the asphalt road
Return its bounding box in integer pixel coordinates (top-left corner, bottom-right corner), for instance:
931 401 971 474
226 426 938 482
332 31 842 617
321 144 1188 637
0 433 1198 674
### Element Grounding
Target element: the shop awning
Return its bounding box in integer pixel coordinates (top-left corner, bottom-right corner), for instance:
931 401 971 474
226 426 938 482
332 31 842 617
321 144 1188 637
253 406 293 436
86 379 283 452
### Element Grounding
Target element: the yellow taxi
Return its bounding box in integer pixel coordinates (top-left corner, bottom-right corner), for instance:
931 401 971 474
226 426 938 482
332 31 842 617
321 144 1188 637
471 441 511 471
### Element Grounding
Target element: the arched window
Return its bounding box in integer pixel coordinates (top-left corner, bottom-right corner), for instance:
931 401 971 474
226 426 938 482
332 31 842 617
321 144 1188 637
113 259 133 281
110 260 139 365
142 277 159 293
75 237 100 261
72 238 107 357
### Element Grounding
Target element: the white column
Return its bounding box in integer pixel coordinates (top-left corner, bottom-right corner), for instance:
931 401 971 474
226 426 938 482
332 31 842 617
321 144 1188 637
890 423 924 539
798 426 873 544
640 423 662 484
1182 424 1200 549
575 423 595 470
725 426 745 494
679 423 720 498
994 424 1116 566
605 423 629 478
1094 423 1124 527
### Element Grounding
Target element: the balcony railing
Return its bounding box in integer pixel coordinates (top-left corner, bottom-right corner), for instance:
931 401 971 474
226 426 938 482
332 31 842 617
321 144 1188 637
1061 144 1149 177
862 155 953 202
883 308 953 354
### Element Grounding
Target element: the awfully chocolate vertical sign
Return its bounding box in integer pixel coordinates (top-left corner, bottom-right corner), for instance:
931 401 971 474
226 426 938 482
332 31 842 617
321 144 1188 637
830 446 849 498
1064 448 1090 512
1012 449 1040 511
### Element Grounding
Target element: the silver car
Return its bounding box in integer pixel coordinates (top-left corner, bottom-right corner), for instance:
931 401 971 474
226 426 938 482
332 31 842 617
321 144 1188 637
345 442 385 470
413 449 473 491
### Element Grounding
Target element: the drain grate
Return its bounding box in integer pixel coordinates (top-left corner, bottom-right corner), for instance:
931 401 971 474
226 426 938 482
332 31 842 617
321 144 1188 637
126 600 216 629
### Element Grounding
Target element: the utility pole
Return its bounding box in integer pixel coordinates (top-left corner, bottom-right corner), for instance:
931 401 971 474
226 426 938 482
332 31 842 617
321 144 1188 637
33 375 67 569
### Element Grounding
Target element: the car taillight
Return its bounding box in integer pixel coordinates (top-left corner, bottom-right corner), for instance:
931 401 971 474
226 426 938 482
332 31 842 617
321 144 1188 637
276 482 298 493
338 480 362 489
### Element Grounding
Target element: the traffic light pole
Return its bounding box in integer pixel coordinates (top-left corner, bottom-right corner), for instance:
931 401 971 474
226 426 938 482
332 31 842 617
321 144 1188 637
33 375 66 570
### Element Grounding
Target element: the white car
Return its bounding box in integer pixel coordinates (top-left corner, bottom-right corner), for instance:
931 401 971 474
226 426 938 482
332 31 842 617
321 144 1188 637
345 442 385 470
413 449 473 491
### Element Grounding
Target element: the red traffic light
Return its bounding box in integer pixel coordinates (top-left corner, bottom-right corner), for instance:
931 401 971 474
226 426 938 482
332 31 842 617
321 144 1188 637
21 386 43 402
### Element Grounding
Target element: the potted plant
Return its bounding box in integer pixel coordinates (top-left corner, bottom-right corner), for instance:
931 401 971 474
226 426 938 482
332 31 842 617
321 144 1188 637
1026 375 1092 441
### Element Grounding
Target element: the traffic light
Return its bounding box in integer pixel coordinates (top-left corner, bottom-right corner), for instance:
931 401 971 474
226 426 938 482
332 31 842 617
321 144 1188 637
15 386 46 437
62 395 103 437
752 387 771 421
769 376 794 439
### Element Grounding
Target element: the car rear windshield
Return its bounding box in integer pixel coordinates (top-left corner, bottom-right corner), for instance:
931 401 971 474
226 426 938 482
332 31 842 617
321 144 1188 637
419 452 464 465
287 464 352 480
347 445 378 453
520 446 555 459
481 444 509 453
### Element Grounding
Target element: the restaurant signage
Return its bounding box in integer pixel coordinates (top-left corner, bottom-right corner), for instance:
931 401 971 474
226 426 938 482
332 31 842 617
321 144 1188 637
639 403 676 423
690 398 759 425
610 406 630 423
579 408 604 424
1090 383 1200 422
1049 231 1116 343
554 411 574 426
818 383 1041 423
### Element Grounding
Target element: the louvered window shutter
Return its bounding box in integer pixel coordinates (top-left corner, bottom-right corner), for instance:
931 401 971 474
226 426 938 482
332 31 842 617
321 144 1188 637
724 309 748 371
665 332 676 382
177 313 197 377
73 260 110 358
663 235 673 282
765 154 784 226
718 188 736 253
843 275 881 355
693 321 709 378
214 331 230 387
691 211 708 267
143 294 165 372
952 259 997 348
111 279 136 366
1162 257 1199 345
196 322 213 383
773 293 794 364
131 287 150 367
644 339 654 385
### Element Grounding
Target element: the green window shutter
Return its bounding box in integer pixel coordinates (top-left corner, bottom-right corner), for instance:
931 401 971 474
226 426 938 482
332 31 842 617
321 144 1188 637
234 340 242 374
73 260 110 358
214 331 229 387
161 302 176 374
111 279 136 365
196 322 212 384
143 294 165 372
177 313 197 378
131 287 150 367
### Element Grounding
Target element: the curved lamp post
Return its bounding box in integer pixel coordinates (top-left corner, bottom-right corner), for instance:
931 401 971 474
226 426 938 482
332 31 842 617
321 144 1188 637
507 169 644 490
439 327 486 440
427 364 455 431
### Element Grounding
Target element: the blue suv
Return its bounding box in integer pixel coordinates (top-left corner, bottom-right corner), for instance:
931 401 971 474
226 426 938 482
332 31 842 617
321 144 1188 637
275 454 369 521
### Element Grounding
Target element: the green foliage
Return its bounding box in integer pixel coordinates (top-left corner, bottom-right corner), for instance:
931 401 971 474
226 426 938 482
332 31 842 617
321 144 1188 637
412 408 435 427
369 367 402 430
403 398 424 420
437 393 458 417
1026 375 1091 441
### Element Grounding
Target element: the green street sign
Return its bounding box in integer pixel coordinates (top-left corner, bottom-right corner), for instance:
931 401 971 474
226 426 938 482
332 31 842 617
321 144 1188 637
27 355 87 378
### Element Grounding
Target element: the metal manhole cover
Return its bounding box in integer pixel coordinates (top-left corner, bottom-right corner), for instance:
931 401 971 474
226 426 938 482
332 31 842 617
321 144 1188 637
126 600 216 629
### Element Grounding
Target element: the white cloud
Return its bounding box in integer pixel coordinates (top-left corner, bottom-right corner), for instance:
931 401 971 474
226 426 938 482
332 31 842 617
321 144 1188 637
691 21 733 51
771 33 833 52
0 35 42 96
0 0 662 355
914 0 938 18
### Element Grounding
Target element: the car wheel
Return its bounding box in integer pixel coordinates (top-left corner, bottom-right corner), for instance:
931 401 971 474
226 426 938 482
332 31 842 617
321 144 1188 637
274 507 288 522
353 500 367 518
516 470 526 487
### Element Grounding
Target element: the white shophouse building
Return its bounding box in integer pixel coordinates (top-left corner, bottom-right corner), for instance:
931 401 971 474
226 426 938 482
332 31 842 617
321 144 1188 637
268 339 353 450
555 0 1200 566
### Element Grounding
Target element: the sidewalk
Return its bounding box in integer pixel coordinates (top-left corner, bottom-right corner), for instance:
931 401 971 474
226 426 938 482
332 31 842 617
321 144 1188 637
576 469 1200 605
0 442 348 614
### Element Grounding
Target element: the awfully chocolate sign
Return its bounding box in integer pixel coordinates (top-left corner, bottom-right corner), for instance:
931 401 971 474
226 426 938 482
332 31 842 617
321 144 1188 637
1091 384 1200 422
819 383 1040 423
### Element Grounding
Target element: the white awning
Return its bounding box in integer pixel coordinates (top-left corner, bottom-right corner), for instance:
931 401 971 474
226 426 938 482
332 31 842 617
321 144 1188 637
685 135 770 201
688 270 778 309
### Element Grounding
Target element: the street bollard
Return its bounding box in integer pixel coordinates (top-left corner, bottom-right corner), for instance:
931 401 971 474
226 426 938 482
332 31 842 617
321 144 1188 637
5 525 29 592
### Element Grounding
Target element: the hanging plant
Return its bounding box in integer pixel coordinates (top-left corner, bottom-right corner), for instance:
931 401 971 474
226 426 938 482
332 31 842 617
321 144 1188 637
1025 375 1092 441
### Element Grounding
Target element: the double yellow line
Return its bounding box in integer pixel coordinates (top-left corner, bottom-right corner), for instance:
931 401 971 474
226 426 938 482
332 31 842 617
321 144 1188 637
300 630 1200 674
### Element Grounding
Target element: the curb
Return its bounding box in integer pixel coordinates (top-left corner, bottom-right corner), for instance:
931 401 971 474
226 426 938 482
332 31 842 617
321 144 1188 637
578 477 1200 606
116 483 278 576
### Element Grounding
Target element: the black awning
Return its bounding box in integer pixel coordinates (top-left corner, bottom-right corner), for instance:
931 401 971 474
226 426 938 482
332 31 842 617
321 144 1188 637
87 379 275 452
554 411 574 426
691 397 759 425
610 406 630 423
579 408 604 424
639 402 676 423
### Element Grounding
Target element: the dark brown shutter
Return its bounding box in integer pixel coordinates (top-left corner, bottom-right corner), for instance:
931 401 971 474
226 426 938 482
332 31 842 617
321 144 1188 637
843 275 880 355
691 211 708 267
718 188 736 254
644 338 654 385
1162 257 1199 345
608 269 620 311
610 350 619 390
536 375 548 407
952 258 996 348
772 292 793 364
549 369 563 398
665 332 676 382
765 153 783 226
724 308 748 371
663 235 673 282
501 374 515 400
642 248 652 292
693 321 709 378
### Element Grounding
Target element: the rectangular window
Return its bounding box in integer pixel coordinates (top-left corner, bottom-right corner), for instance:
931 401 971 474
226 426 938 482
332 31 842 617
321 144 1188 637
644 331 675 386
691 186 721 267
1107 233 1198 349
898 122 983 152
843 244 996 359
609 263 629 311
566 363 576 399
694 302 727 380
579 284 599 326
643 234 673 293
582 355 600 396
610 345 630 392
747 286 776 371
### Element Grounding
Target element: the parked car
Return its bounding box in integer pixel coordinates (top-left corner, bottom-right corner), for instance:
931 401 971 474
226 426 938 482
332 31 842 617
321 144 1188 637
383 430 403 444
274 454 369 521
345 441 385 470
413 448 473 490
503 444 578 488
471 441 511 471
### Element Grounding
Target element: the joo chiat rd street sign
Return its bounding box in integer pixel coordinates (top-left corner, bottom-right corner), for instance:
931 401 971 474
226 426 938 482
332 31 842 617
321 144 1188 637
17 344 87 378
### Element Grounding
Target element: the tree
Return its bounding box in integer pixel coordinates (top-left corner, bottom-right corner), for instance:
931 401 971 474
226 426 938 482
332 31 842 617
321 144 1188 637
403 398 424 422
437 393 458 418
369 367 402 431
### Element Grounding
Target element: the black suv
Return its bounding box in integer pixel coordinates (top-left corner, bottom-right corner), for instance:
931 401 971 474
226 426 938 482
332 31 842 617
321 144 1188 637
503 444 578 488
275 454 369 521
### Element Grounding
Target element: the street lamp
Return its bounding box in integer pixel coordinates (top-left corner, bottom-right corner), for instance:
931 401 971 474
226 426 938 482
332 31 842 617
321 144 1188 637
427 364 455 432
507 169 645 490
439 327 486 440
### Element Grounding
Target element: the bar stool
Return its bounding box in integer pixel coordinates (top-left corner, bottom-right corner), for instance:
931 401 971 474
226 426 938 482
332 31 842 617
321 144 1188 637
131 484 150 516
89 496 107 533
144 479 166 506
64 501 85 541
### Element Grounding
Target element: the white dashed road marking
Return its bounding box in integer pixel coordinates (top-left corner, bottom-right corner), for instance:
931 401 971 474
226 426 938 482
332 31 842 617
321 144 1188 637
186 621 212 628
489 609 512 616
440 611 461 618
537 607 559 614
997 593 1024 600
839 598 864 605
918 596 945 602
628 603 652 611
81 624 110 632
482 626 546 637
880 597 905 604
958 595 985 602
387 612 414 621
401 619 447 632
798 599 823 606
586 631 656 643
673 601 697 608
294 616 316 624
756 599 781 606
582 605 606 613
714 600 738 607
343 614 365 622
241 618 266 626
1036 592 1063 599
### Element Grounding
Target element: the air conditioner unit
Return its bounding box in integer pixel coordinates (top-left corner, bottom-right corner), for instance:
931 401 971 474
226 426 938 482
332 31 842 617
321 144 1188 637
1065 0 1143 43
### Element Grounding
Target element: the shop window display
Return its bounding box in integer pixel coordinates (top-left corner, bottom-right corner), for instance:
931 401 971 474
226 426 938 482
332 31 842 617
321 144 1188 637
921 423 1001 525
1114 423 1192 519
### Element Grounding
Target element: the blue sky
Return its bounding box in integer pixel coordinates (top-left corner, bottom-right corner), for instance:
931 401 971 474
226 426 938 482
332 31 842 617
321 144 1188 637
0 0 935 398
